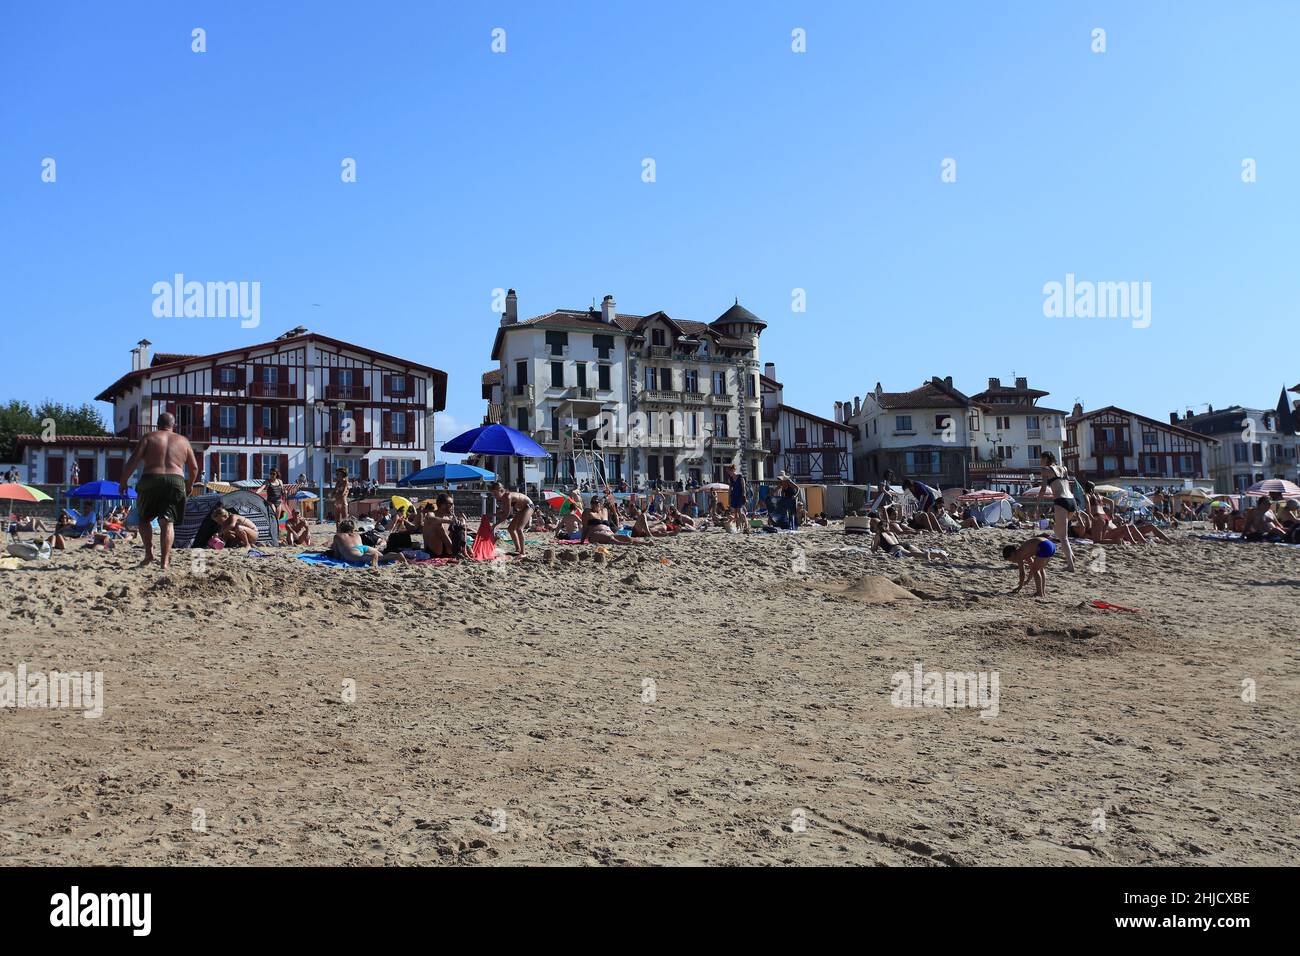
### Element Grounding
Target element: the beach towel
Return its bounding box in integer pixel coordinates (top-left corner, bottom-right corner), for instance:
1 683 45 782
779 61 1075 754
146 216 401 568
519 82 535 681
1089 601 1141 613
470 515 498 561
295 552 371 569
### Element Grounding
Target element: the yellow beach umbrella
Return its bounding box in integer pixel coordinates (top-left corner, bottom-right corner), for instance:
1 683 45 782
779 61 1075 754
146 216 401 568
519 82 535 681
391 495 413 511
1092 483 1124 494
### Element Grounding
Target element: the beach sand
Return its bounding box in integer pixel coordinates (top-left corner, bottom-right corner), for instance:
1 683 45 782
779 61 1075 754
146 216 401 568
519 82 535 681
1 523 1296 866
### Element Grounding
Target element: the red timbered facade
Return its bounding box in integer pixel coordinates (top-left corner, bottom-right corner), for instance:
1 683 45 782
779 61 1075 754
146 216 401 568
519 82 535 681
93 333 447 486
1064 404 1215 483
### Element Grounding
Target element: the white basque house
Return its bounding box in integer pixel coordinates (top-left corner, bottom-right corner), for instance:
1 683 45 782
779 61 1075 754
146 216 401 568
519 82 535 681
89 332 447 488
760 363 854 481
484 290 767 487
965 376 1068 492
845 377 982 489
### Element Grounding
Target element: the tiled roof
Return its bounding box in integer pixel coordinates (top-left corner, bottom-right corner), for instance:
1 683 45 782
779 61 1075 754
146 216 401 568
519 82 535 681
481 368 501 384
1067 405 1218 443
875 380 977 410
151 352 199 366
96 332 447 405
14 433 132 450
492 304 758 358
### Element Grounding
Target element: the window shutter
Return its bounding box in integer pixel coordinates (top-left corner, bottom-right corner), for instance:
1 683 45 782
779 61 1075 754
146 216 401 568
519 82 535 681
236 367 247 388
279 406 289 439
375 457 385 482
382 410 392 443
237 454 247 481
383 375 392 397
279 454 289 478
253 405 263 438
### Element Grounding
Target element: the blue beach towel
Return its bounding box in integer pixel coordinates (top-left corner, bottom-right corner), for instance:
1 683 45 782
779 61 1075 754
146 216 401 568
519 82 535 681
296 552 371 568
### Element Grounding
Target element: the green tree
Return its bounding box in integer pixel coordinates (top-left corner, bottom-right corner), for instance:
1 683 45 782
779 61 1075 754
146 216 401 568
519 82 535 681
0 399 110 462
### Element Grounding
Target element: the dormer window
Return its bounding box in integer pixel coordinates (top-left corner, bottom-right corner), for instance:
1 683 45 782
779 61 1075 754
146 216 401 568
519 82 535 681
652 329 666 347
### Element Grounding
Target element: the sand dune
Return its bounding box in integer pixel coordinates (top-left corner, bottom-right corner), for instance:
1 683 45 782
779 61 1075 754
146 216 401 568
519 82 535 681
1 523 1296 865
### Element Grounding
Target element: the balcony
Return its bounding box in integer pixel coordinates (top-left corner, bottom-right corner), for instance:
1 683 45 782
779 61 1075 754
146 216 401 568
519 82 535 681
710 435 739 448
128 424 213 443
1026 429 1042 439
326 430 373 447
565 386 597 401
649 345 671 358
640 389 680 405
324 384 371 401
708 392 732 405
248 381 298 399
1093 440 1132 455
683 391 706 404
742 438 764 451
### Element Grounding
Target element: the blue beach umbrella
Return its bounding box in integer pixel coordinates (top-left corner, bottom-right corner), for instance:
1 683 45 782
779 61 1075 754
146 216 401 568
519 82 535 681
398 462 496 487
440 423 547 457
65 480 136 500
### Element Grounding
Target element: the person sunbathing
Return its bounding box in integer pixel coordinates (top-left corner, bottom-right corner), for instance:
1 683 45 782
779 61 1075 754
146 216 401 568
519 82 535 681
330 518 382 567
582 493 648 545
1243 499 1284 542
283 510 311 546
420 494 465 557
210 507 258 548
881 505 919 535
555 493 585 541
664 504 700 531
1132 514 1174 544
628 497 672 538
1004 535 1057 597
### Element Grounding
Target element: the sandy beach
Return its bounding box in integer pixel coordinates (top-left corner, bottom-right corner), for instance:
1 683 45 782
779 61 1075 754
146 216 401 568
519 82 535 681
1 524 1296 866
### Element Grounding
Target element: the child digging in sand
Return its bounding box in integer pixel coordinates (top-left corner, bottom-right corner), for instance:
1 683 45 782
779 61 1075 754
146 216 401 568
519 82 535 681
1004 535 1057 597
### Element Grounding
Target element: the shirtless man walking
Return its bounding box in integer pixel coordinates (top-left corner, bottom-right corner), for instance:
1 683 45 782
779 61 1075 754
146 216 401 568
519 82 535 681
120 412 198 569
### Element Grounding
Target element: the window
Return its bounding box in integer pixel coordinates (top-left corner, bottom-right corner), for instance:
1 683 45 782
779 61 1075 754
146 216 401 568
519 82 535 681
895 415 913 433
384 459 399 482
219 367 238 386
259 454 279 479
545 331 567 356
713 413 728 438
576 363 587 389
645 368 659 392
219 453 240 480
996 445 1014 460
1025 415 1040 431
550 362 564 388
261 407 274 432
795 426 807 445
660 368 673 391
516 408 528 432
968 413 980 432
750 415 757 438
515 361 528 392
904 451 941 473
597 364 611 390
1027 445 1042 461
651 329 666 346
335 458 362 478
1142 430 1158 446
688 414 699 437
262 366 279 384
996 416 1011 430
713 371 727 395
336 369 353 387
593 334 614 358
684 369 698 393
550 409 559 438
1179 455 1195 473
935 414 951 431
748 375 757 397
389 374 406 395
1145 455 1160 473
392 411 407 437
219 406 238 431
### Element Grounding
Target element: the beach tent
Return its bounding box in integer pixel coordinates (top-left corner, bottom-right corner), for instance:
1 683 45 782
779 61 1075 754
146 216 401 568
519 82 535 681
975 498 1015 525
172 490 278 549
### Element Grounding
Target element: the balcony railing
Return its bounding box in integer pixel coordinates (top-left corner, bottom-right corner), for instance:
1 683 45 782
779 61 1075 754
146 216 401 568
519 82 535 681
248 381 298 399
710 435 738 447
326 430 373 447
564 386 598 402
683 391 706 404
1093 440 1132 455
640 389 680 404
324 385 371 401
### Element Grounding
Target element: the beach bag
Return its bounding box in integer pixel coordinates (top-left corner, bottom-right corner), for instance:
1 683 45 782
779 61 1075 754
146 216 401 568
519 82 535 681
207 535 226 550
6 539 51 561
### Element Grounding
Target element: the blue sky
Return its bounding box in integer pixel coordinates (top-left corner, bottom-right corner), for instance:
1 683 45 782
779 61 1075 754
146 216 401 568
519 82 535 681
3 1 1297 445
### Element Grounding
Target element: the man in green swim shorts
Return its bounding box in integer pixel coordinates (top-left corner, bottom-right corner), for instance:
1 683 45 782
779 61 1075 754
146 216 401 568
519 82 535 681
120 412 199 570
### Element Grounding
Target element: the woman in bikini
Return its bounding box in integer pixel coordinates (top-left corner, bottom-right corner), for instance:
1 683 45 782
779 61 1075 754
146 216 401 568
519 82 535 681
488 481 533 556
581 491 647 546
1082 480 1144 545
1033 452 1077 571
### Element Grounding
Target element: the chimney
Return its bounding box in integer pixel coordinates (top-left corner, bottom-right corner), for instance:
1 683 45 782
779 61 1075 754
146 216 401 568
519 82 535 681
1169 412 1180 426
945 376 953 387
1015 376 1027 390
601 294 616 325
130 346 140 371
988 377 1000 390
873 383 883 401
854 396 861 415
137 339 152 369
1207 404 1214 414
1072 402 1083 418
502 288 518 326
833 401 842 423
764 361 776 381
